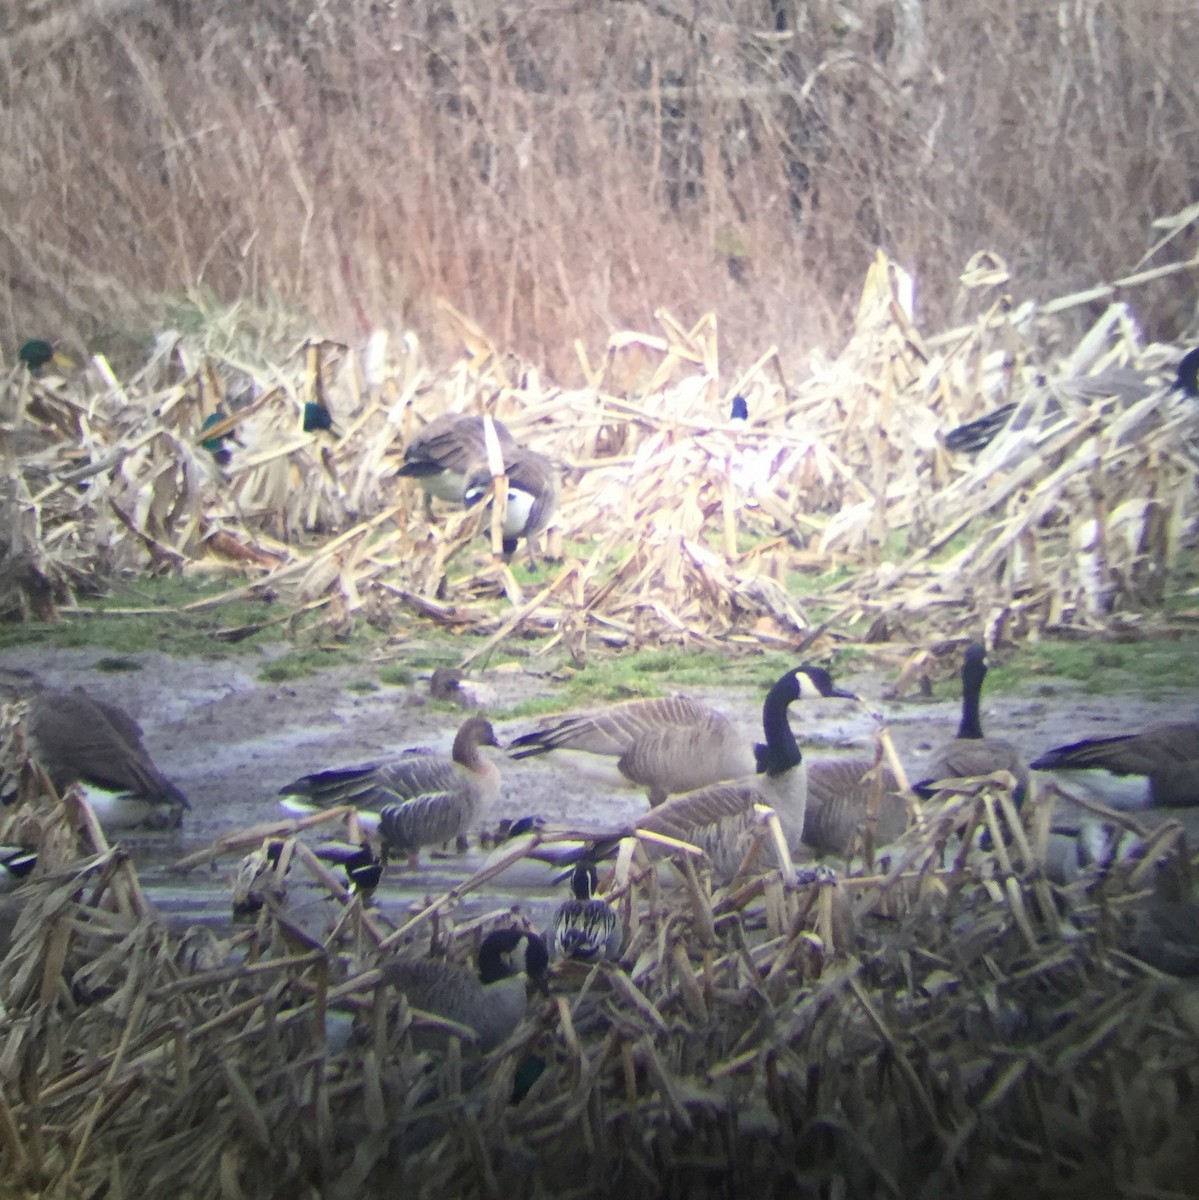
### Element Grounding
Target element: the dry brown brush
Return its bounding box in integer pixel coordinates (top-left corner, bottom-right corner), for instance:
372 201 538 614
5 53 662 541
3 242 1198 653
1 0 1196 378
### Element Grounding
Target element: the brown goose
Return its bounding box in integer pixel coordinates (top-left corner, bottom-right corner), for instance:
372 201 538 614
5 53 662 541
1 669 189 829
1030 719 1199 809
395 412 518 504
278 716 502 859
911 643 1029 803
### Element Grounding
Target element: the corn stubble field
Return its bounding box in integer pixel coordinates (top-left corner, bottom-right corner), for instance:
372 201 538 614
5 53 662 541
2 1 1199 1197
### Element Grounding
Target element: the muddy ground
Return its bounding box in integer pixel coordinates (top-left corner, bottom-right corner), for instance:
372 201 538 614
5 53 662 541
1 643 1194 936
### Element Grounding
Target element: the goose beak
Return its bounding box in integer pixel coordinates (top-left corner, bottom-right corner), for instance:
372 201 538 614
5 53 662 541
830 685 858 700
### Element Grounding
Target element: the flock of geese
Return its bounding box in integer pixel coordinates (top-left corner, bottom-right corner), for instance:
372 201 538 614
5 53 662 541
10 347 1199 1040
3 640 1198 1046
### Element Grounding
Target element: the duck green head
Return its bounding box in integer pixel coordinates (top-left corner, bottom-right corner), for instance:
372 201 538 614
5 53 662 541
18 339 55 372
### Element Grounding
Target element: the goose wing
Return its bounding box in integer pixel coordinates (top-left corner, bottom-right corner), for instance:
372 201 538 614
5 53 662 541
379 788 477 852
399 414 516 477
803 758 908 855
509 695 727 759
618 722 753 800
1031 723 1199 775
28 691 188 807
634 781 761 840
280 751 466 809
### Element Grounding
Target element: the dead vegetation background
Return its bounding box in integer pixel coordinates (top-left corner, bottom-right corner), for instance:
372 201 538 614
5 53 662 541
2 0 1197 379
2 8 1199 1190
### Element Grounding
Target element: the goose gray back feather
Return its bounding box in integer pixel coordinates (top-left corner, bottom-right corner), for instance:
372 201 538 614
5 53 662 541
3 671 189 810
802 758 909 856
396 413 518 502
509 694 755 806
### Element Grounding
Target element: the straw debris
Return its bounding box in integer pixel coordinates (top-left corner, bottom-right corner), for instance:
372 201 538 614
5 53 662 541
4 242 1198 650
0 702 1196 1197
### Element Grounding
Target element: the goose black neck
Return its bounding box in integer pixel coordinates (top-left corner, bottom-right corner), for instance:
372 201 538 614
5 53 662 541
759 674 802 776
958 659 986 740
571 862 597 901
1176 347 1199 398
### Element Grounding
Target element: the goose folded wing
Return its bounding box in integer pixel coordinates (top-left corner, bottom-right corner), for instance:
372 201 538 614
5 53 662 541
379 790 472 849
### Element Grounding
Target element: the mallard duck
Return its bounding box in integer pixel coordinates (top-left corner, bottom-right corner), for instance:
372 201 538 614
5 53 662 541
396 412 518 504
231 839 287 918
1 669 189 829
18 339 56 374
314 842 383 899
382 928 550 1050
462 443 559 563
911 643 1028 803
278 716 502 860
550 861 622 962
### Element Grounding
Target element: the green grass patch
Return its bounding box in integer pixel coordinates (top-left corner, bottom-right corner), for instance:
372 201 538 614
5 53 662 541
945 637 1199 699
377 665 416 687
0 575 284 659
489 645 846 719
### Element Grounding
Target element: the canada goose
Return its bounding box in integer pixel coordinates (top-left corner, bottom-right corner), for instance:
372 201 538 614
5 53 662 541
382 928 550 1051
0 846 37 892
278 716 502 859
231 839 287 918
1029 720 1199 809
509 691 753 806
629 666 859 862
0 669 189 829
462 443 559 562
944 347 1199 454
802 757 910 857
911 643 1029 803
506 670 849 808
396 412 518 504
550 862 622 963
